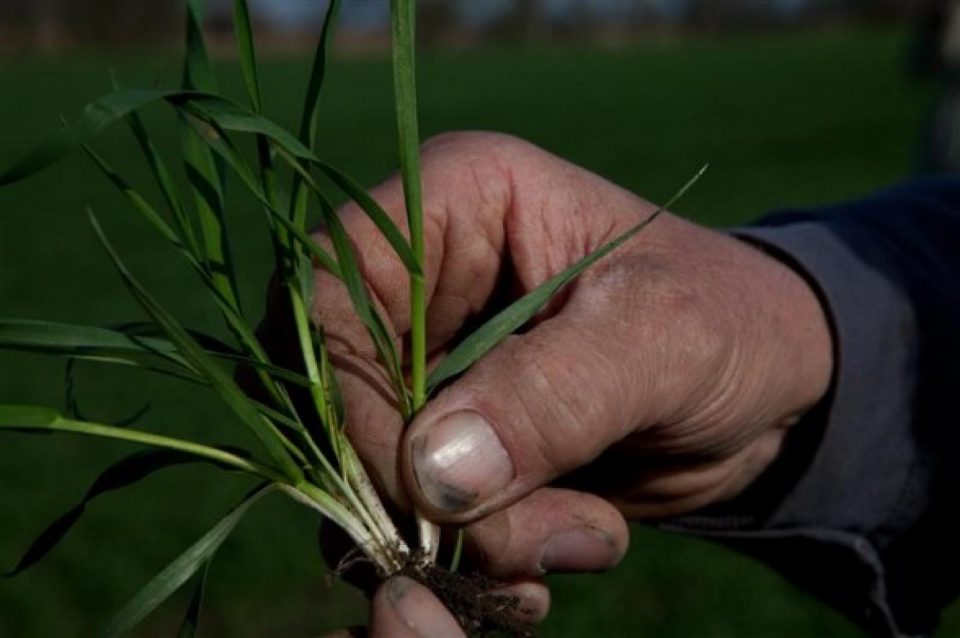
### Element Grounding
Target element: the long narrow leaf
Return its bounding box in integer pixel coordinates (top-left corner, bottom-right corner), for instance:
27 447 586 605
5 448 251 578
0 89 189 186
110 69 201 260
390 0 428 409
0 86 416 281
84 145 186 248
180 0 239 315
0 318 310 391
427 165 709 393
183 0 217 92
88 212 305 482
0 405 282 480
102 483 275 638
83 147 278 375
315 160 420 275
233 0 263 114
180 114 341 277
318 197 408 412
289 0 342 246
298 0 342 148
180 112 238 313
182 99 419 274
0 319 187 367
176 563 210 638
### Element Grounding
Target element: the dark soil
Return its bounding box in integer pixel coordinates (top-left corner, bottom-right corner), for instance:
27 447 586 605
404 561 537 638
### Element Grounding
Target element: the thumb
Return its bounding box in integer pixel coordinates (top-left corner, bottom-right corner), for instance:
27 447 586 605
402 299 656 523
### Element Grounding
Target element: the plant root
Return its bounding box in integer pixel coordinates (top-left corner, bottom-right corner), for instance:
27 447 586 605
404 559 537 638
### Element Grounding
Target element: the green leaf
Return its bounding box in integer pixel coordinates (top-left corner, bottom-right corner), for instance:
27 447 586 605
87 211 305 482
289 0 342 244
233 0 263 114
0 405 282 480
102 483 275 638
84 144 190 251
0 318 310 392
177 563 210 638
314 160 421 276
0 88 252 188
180 99 420 276
5 448 250 578
183 0 217 92
0 89 188 187
179 111 239 314
427 165 709 393
83 146 278 375
186 97 312 158
179 0 239 315
318 197 408 412
390 0 428 408
0 319 189 368
298 0 342 148
125 105 202 259
179 114 341 277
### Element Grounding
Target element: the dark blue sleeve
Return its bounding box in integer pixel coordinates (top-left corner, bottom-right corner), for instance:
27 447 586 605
664 177 960 637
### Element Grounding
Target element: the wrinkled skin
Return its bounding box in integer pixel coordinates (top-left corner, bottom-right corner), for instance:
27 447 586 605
297 132 833 636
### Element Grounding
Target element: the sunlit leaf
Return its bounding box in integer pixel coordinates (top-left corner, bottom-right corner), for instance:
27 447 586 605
427 165 709 393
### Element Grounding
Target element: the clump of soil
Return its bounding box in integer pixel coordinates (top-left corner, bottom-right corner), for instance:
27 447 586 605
403 561 536 638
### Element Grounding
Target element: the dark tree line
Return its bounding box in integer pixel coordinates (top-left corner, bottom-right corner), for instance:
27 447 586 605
1 0 181 51
0 0 930 53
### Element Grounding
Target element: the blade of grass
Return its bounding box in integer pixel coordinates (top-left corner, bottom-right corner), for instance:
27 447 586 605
233 0 263 114
427 165 709 393
0 89 194 186
314 160 420 275
181 98 420 273
390 0 427 410
128 117 202 259
179 112 239 314
283 0 344 429
183 0 217 93
390 0 438 560
88 211 305 482
298 0 342 150
319 197 409 415
0 319 189 367
5 447 252 578
180 113 341 276
180 0 240 317
83 145 293 404
0 87 412 280
102 483 275 638
110 70 202 261
0 318 311 389
0 405 282 481
176 563 209 638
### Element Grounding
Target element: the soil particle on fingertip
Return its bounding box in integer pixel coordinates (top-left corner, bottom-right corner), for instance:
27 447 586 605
403 562 537 638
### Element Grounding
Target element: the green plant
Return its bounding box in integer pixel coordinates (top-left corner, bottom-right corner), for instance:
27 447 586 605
0 1 703 635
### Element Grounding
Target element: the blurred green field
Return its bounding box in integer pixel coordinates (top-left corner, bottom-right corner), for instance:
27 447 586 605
0 27 956 637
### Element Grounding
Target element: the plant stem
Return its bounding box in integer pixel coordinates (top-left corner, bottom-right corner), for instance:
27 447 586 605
0 412 287 483
390 0 441 562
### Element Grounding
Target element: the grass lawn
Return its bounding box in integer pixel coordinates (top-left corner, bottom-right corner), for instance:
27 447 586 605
0 27 955 636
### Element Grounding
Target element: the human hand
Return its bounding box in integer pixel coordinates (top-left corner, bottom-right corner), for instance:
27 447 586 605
320 576 466 638
291 131 832 622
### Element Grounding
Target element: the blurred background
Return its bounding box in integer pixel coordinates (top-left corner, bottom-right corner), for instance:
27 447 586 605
1 0 958 636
